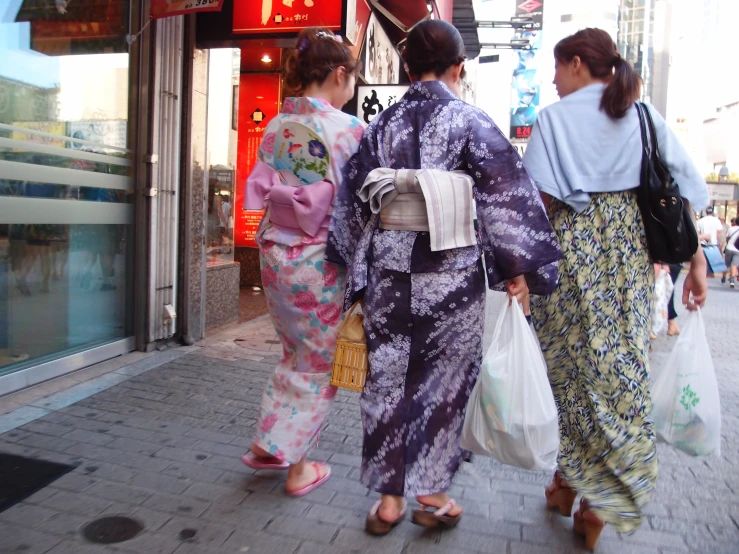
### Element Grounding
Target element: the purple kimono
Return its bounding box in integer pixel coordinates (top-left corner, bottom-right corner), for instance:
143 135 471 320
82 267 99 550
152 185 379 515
326 81 562 497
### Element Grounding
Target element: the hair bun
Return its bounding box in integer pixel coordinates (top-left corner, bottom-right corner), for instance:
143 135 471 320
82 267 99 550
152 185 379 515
283 27 356 94
404 20 466 79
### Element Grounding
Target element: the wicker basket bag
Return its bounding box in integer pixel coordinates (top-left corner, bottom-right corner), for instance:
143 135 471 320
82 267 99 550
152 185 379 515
330 302 368 392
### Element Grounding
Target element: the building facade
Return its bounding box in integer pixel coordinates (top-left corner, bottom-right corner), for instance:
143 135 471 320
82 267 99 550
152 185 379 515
0 0 475 396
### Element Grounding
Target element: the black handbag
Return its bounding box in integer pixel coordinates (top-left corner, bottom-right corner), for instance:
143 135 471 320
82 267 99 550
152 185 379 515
634 102 699 264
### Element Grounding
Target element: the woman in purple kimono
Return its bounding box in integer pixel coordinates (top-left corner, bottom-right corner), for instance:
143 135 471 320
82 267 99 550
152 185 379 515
326 20 563 534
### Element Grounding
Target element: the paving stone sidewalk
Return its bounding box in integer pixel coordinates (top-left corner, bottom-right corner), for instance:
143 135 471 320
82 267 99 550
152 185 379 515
0 282 737 554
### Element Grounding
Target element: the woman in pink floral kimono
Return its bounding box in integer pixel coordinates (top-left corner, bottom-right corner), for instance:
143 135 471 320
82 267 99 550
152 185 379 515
240 28 364 496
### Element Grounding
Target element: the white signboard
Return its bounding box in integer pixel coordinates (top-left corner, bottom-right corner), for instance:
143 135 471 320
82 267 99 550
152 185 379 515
357 85 408 125
69 120 128 152
707 183 737 202
510 140 528 158
363 13 400 85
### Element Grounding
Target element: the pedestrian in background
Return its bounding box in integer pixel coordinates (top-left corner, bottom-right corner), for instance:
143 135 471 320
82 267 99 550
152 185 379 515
666 263 684 334
723 217 739 287
523 28 709 550
698 206 724 246
698 206 725 277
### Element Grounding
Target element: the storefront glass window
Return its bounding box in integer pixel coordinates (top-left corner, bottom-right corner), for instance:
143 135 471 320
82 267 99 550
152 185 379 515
206 48 240 266
0 0 134 376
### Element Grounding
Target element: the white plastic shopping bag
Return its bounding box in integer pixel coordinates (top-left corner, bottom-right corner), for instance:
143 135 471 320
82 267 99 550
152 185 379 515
651 268 674 336
461 298 559 471
651 309 721 456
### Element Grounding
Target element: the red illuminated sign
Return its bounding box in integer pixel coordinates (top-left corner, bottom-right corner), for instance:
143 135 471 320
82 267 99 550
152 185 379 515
234 73 281 248
233 0 342 34
511 126 532 140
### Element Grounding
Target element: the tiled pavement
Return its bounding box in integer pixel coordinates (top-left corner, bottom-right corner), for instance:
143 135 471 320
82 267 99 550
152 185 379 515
0 282 737 554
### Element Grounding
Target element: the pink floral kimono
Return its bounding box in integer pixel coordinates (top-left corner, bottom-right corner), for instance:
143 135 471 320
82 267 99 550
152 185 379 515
245 97 364 463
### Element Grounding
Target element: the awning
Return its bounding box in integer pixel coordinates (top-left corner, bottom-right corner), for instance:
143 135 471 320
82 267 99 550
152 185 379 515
369 0 480 60
452 0 480 60
150 0 225 19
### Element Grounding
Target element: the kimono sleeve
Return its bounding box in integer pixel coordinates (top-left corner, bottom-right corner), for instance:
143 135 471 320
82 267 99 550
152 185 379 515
326 126 378 267
464 110 563 295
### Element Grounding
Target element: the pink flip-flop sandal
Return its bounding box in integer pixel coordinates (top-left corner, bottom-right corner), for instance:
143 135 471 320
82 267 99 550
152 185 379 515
285 462 331 497
241 452 290 471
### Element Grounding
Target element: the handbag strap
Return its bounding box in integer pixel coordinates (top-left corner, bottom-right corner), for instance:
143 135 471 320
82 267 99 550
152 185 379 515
635 103 653 157
635 103 651 188
641 102 663 163
337 301 363 334
636 102 647 147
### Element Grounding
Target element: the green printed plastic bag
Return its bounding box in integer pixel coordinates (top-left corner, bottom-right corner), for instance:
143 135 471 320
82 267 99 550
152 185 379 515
651 309 721 456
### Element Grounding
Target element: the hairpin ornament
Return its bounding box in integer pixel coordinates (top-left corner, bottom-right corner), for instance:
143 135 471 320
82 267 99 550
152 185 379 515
315 30 343 43
298 31 343 52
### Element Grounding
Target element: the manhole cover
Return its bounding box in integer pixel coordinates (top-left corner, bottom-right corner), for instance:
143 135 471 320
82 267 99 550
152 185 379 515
179 528 197 541
81 516 144 544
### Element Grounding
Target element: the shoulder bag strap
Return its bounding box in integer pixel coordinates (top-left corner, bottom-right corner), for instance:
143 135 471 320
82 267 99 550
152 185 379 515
635 103 651 187
636 103 650 155
641 103 662 162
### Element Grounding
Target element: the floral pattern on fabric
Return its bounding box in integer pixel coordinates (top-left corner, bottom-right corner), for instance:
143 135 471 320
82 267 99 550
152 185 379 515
361 261 486 496
326 81 563 496
251 97 363 463
326 81 563 310
530 191 657 534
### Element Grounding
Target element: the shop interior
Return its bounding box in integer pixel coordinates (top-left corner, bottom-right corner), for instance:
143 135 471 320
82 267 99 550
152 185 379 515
196 0 445 325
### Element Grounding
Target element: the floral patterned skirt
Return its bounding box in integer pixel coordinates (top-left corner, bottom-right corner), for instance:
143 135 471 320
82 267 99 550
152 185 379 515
360 260 486 496
254 232 347 464
531 191 657 534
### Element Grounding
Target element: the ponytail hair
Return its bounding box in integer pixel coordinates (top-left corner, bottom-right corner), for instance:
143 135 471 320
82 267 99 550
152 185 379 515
554 28 641 119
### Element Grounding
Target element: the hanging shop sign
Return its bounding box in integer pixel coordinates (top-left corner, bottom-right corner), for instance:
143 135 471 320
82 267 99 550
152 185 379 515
234 0 343 34
346 0 372 59
356 84 408 124
363 13 401 85
234 73 281 248
510 0 544 141
151 0 224 19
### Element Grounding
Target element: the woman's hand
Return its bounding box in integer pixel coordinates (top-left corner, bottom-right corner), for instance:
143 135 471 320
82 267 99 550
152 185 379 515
506 275 529 306
683 245 708 310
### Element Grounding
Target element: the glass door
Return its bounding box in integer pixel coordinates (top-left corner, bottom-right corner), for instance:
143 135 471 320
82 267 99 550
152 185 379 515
0 0 134 377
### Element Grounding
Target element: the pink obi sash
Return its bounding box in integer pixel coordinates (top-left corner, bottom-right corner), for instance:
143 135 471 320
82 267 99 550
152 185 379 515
244 161 335 237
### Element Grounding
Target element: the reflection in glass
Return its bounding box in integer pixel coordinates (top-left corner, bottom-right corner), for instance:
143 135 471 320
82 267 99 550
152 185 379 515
0 1 133 376
205 48 240 266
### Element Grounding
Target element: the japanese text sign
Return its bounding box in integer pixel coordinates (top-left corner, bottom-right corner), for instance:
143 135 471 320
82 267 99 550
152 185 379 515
233 0 342 34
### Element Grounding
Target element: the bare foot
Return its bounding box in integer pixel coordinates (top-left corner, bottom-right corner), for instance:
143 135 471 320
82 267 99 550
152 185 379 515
250 444 284 465
378 495 405 523
285 460 328 494
416 493 463 517
667 320 680 336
